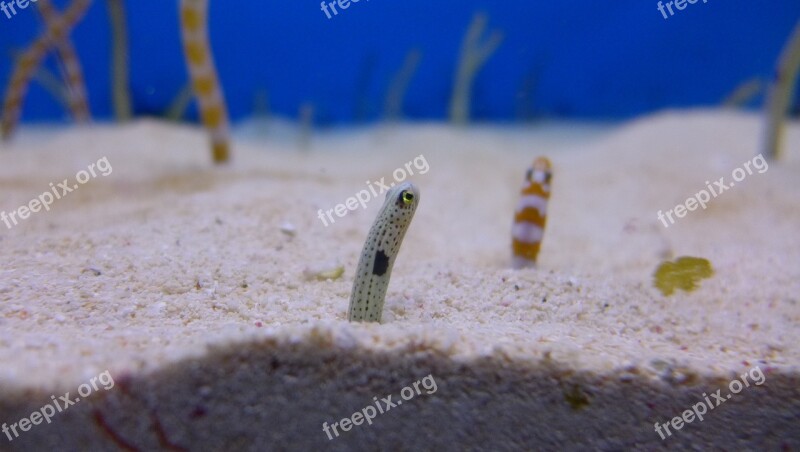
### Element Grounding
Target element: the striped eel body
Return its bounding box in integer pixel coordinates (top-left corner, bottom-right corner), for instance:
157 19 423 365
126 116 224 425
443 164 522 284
511 157 552 269
179 0 231 163
1 0 91 140
37 0 91 123
349 182 420 323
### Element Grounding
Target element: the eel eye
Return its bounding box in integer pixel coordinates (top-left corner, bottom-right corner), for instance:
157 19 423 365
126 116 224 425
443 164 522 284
525 169 533 182
544 171 552 184
401 191 414 205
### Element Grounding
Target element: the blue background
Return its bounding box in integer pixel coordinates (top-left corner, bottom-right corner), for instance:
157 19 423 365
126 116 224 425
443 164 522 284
0 0 798 124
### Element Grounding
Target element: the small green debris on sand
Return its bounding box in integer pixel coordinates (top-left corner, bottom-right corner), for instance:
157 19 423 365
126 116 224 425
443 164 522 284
653 256 714 296
563 385 590 411
303 262 345 281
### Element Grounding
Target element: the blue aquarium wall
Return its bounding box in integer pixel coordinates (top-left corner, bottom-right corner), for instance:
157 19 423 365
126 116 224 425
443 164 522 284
0 0 798 124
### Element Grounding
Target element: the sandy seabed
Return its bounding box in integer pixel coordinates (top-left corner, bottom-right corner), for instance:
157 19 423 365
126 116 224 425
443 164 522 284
0 110 798 450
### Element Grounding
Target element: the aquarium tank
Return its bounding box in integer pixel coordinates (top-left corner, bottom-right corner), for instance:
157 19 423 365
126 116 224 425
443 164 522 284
0 0 798 450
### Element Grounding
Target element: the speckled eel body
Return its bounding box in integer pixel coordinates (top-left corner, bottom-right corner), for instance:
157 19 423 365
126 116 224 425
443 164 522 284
348 182 420 323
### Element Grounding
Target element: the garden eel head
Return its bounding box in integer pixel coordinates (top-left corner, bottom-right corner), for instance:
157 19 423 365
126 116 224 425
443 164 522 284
385 182 420 214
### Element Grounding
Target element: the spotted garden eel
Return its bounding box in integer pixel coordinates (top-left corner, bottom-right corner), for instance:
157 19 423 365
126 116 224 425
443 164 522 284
348 182 420 323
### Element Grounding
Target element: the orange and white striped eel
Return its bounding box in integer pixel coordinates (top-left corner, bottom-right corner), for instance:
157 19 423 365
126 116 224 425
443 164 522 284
179 0 231 163
1 0 91 140
511 157 552 269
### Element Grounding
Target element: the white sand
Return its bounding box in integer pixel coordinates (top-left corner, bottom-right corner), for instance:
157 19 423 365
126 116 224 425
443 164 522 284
0 110 798 449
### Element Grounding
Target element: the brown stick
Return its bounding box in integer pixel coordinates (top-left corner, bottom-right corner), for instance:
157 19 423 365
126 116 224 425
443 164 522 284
106 0 132 121
763 19 800 160
449 12 503 125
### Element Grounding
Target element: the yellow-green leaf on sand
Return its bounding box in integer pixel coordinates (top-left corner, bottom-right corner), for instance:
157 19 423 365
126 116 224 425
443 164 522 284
653 256 714 296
